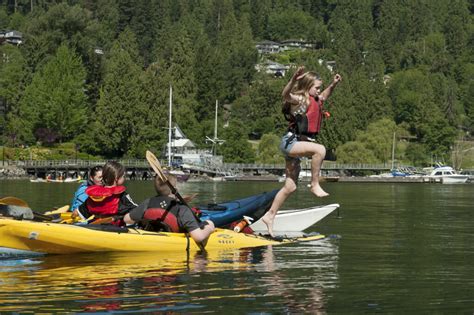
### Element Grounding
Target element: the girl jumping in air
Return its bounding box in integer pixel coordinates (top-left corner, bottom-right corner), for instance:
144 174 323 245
262 66 342 236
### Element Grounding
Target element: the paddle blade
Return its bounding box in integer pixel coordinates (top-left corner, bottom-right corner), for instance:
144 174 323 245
44 205 70 215
0 197 29 208
146 150 167 181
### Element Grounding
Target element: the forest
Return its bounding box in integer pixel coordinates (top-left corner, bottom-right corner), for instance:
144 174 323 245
0 0 473 167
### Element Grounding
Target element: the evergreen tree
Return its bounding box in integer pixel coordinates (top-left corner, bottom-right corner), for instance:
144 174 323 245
93 33 144 157
0 45 26 135
219 120 255 163
154 23 201 144
256 133 284 164
17 44 88 144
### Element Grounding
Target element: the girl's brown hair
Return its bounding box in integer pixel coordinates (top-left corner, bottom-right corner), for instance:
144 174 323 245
102 161 125 186
282 71 321 119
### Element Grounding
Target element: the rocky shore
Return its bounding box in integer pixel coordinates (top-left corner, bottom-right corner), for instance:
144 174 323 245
0 165 27 179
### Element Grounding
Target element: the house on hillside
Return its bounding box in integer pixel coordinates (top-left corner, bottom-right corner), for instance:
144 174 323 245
256 40 280 54
255 60 289 77
255 39 316 55
279 39 314 51
0 30 23 45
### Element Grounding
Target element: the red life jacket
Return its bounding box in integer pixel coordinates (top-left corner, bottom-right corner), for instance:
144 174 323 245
139 196 181 232
142 208 180 232
85 185 126 216
291 96 324 136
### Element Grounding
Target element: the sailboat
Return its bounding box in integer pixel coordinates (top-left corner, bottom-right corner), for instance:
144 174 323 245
164 87 226 180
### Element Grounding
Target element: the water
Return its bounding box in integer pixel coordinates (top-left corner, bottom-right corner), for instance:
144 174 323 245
1 180 473 313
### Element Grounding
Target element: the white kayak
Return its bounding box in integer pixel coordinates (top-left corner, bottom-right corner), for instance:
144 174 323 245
250 203 340 233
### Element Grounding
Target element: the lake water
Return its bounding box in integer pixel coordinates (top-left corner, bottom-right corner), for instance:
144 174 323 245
0 180 473 313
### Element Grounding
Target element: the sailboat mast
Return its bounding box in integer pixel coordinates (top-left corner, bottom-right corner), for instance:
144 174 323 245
214 100 218 140
391 132 396 170
168 85 172 167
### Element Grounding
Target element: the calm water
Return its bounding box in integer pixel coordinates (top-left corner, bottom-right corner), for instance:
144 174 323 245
1 180 473 313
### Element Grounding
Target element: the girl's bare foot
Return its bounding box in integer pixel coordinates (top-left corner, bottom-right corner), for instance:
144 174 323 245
311 184 329 197
261 212 275 237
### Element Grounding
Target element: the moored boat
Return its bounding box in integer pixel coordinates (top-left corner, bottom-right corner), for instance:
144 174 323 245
427 166 469 184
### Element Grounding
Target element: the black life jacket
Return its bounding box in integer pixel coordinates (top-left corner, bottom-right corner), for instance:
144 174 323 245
289 96 324 137
140 196 180 232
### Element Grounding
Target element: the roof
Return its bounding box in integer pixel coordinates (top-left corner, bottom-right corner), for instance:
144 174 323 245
256 40 280 46
168 138 195 148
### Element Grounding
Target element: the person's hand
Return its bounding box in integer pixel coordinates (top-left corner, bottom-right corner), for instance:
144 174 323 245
293 66 305 81
333 74 342 83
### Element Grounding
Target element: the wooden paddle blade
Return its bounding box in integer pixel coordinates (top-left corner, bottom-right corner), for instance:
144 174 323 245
44 205 70 215
0 197 29 208
145 150 167 181
145 150 191 209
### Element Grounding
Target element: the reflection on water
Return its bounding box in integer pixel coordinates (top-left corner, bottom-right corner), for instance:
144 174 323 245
0 239 339 313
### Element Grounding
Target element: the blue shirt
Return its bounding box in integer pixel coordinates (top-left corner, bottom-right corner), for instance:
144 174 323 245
70 181 89 211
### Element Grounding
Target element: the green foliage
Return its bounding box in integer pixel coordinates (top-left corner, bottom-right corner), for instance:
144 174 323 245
336 141 378 164
336 118 408 164
93 33 144 157
405 142 428 166
219 120 255 163
17 44 87 144
0 45 26 128
256 133 284 164
266 9 315 41
0 0 471 164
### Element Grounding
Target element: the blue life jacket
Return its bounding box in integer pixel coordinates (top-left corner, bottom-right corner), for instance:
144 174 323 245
70 181 89 211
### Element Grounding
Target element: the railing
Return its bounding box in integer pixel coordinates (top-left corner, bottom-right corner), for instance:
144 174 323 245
3 159 151 168
3 159 396 171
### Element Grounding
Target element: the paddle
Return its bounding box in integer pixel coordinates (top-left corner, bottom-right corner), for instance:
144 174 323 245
0 196 52 221
145 150 190 207
0 196 29 208
44 205 70 215
146 150 203 251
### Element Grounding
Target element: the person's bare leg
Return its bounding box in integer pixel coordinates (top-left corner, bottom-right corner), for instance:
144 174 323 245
288 142 328 198
262 160 299 237
309 145 328 197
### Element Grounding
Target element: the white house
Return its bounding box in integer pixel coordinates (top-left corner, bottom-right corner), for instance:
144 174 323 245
0 30 23 45
256 40 280 54
255 60 289 77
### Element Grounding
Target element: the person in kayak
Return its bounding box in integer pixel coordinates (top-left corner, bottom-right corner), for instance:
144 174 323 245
261 66 342 236
75 161 137 223
70 165 103 212
124 174 215 248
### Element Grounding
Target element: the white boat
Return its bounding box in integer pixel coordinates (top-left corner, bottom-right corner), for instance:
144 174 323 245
460 170 474 182
29 178 46 183
428 166 469 184
250 203 340 233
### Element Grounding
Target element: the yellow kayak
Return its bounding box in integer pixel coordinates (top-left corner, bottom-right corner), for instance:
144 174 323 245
0 218 324 255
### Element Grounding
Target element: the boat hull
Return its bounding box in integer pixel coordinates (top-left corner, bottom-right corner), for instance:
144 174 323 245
199 190 278 227
251 204 340 233
0 218 324 255
440 176 468 184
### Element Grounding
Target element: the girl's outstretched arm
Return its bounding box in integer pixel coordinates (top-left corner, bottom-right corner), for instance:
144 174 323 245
319 74 342 101
282 66 305 103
